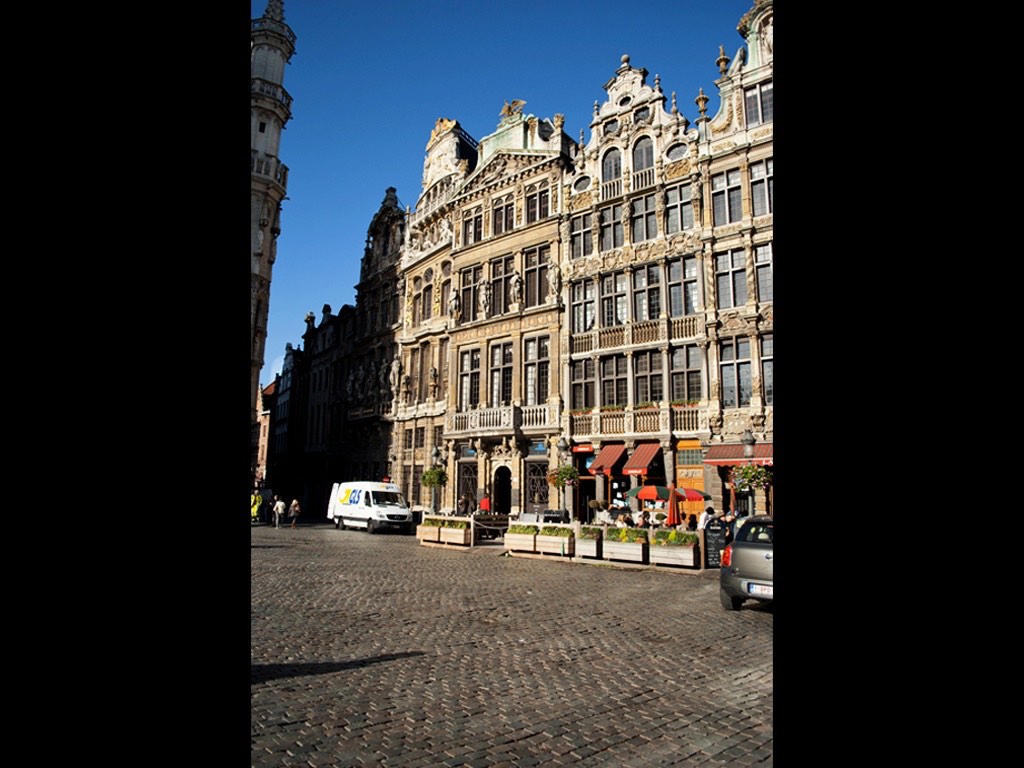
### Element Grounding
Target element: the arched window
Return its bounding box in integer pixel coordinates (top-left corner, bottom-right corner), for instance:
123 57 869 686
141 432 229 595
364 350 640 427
601 149 622 201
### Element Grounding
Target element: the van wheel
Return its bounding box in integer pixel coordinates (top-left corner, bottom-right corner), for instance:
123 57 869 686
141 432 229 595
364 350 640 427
334 517 341 529
367 519 377 534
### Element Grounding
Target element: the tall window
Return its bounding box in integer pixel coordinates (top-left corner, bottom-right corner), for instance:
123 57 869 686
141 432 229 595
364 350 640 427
760 334 773 406
667 256 699 317
418 341 430 401
422 284 433 321
571 280 596 333
441 280 451 318
462 207 483 245
602 148 622 183
715 250 747 309
712 170 742 226
633 350 663 404
744 80 773 126
525 183 549 224
490 255 514 316
458 348 480 410
632 264 661 321
670 345 702 402
630 193 657 243
600 355 628 406
433 425 443 450
524 245 549 308
489 341 513 407
600 272 627 327
720 337 751 408
415 427 425 448
524 336 549 406
755 243 773 302
599 204 624 251
632 137 654 190
751 158 773 217
460 266 482 322
571 213 593 260
665 183 694 234
404 429 413 449
571 359 595 410
492 195 514 235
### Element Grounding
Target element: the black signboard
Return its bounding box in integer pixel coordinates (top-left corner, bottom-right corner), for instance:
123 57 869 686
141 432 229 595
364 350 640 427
704 520 727 569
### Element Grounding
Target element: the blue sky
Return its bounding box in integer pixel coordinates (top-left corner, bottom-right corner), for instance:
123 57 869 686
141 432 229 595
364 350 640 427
255 0 757 387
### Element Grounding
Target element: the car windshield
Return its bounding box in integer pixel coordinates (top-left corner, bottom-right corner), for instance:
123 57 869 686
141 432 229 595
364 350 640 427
737 521 773 544
371 491 405 507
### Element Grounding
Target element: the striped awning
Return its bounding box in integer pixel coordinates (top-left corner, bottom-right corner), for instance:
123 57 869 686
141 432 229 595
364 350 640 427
588 443 627 476
622 443 663 476
703 443 773 466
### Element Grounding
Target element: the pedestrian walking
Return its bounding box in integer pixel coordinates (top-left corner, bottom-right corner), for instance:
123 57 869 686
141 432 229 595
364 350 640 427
288 499 301 528
272 495 285 529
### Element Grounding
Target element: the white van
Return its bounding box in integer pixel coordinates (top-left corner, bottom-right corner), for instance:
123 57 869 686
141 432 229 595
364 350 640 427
325 481 413 534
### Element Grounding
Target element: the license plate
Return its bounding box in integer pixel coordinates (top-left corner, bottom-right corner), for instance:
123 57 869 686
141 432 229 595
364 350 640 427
748 583 773 597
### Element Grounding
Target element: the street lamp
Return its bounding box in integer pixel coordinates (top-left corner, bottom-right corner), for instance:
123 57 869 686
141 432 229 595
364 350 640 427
556 436 570 522
741 429 755 514
430 445 441 515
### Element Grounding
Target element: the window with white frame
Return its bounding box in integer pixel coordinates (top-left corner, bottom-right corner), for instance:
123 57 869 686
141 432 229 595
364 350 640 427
462 207 483 245
670 345 702 402
755 243 773 302
720 336 751 408
525 182 549 224
667 255 699 317
571 358 595 410
492 195 514 236
489 341 513 407
600 355 628 406
524 245 549 308
632 264 661 322
712 170 742 226
458 348 481 410
715 249 747 309
761 334 773 406
744 80 773 126
524 336 549 406
750 158 773 217
571 279 595 333
571 213 593 260
633 350 663 404
665 183 694 234
599 204 624 251
630 193 657 243
600 272 627 327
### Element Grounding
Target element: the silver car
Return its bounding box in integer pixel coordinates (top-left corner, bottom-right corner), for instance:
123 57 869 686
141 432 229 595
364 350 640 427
719 515 773 610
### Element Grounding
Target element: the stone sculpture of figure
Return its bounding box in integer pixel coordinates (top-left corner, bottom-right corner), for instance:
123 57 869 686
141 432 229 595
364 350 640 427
548 265 561 300
440 216 452 243
448 290 460 318
479 282 491 315
509 271 522 304
305 311 316 330
256 229 264 252
429 366 438 383
389 357 402 393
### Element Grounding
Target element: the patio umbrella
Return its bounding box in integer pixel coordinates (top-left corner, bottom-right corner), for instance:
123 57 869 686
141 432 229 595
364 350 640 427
624 485 710 502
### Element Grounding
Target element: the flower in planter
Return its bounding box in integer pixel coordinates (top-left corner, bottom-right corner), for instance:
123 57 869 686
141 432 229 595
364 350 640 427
539 526 572 537
420 518 443 527
635 401 659 410
579 526 603 540
506 524 539 535
652 529 699 546
606 527 648 543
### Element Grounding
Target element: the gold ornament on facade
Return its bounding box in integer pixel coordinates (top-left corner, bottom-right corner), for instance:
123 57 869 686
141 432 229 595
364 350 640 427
695 88 709 118
664 160 690 180
716 45 731 76
427 117 456 150
501 99 527 117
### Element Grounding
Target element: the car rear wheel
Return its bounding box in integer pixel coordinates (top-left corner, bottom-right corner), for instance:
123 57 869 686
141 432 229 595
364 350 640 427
720 589 744 611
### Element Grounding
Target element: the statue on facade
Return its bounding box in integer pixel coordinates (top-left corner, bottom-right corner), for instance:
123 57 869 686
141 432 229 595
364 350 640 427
548 265 561 301
479 282 491 316
389 357 402 394
448 290 460 319
509 271 522 304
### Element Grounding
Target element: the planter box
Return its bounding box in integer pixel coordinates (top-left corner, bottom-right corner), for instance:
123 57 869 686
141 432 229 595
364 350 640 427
439 527 472 546
576 538 602 559
603 541 649 564
536 534 574 557
504 533 537 553
650 544 699 568
416 524 441 542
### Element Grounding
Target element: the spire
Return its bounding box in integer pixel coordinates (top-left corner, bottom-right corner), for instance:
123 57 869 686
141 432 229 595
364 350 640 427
263 0 284 21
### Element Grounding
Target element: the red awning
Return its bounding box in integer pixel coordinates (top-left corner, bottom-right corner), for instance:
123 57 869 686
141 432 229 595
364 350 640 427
622 443 663 476
589 443 627 476
703 443 773 466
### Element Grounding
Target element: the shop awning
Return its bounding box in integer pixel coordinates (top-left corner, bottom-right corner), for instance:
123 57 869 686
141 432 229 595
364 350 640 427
589 443 627 476
622 443 663 476
703 443 774 466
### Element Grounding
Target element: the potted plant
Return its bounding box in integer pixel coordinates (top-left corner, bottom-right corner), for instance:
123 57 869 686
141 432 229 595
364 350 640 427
650 529 700 568
416 515 442 543
505 523 539 552
577 525 603 559
439 517 471 546
602 526 649 563
670 399 699 409
547 464 579 488
537 525 574 556
634 401 659 410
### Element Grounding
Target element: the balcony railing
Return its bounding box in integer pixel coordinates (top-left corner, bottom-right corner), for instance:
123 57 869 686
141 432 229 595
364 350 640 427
601 178 622 201
445 403 558 436
251 78 292 111
632 167 655 191
569 404 705 441
570 316 703 356
251 150 289 188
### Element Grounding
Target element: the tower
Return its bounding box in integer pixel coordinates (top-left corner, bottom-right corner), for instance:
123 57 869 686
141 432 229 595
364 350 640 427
250 1 295 435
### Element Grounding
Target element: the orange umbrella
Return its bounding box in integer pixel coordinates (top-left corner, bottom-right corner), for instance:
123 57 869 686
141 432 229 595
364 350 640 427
665 483 682 527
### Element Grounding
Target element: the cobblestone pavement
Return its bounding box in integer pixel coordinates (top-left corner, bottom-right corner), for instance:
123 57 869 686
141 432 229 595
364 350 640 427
251 524 773 767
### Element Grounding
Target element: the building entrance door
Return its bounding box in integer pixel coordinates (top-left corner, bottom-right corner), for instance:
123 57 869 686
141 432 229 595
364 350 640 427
493 466 511 515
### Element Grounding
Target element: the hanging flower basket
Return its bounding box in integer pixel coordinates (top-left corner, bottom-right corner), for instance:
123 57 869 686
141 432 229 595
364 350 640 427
547 465 579 488
420 466 448 488
732 463 772 492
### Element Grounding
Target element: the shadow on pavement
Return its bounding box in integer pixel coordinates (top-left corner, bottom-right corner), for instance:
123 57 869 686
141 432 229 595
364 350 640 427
251 652 426 684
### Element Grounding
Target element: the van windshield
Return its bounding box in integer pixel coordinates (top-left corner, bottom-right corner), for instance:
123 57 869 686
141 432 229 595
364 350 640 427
371 491 405 507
